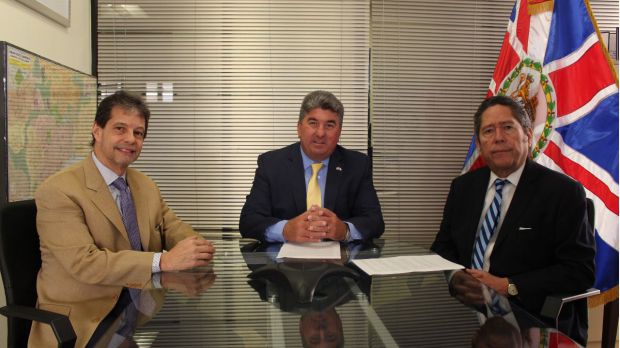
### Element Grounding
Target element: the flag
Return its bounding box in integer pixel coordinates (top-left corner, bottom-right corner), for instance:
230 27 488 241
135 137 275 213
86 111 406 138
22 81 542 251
463 0 619 304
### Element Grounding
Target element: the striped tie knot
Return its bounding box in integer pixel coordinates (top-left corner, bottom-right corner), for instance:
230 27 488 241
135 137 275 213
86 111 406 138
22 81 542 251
494 178 506 194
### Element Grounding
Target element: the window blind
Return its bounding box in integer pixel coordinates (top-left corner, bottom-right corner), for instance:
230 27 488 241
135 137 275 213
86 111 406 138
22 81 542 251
370 0 618 244
97 0 370 232
98 0 616 237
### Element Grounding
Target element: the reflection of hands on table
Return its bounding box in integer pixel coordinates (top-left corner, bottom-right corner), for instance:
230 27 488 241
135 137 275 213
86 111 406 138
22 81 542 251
284 205 348 242
161 271 217 297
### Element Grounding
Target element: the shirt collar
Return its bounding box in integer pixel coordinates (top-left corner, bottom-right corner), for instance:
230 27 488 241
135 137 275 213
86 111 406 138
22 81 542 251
300 146 330 170
488 161 526 189
92 152 126 186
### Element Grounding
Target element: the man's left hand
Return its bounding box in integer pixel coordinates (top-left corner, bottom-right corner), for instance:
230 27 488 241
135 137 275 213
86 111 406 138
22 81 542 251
306 207 348 241
465 269 509 296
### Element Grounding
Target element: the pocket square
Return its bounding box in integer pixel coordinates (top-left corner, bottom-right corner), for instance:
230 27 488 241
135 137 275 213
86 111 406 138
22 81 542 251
518 227 532 231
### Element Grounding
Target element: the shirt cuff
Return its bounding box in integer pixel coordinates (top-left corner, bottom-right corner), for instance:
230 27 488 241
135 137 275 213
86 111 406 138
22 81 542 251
265 220 287 242
344 222 362 241
151 272 162 289
152 252 162 273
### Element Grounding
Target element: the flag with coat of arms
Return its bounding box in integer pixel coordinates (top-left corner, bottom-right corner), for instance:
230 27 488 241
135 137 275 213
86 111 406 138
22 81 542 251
462 0 619 304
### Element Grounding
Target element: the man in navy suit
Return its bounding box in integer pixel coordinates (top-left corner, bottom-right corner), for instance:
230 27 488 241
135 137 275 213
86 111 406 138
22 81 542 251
240 90 384 242
431 96 595 345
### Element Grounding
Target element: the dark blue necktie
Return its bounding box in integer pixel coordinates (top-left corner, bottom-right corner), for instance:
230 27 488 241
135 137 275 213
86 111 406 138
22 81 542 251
472 179 507 269
111 177 143 251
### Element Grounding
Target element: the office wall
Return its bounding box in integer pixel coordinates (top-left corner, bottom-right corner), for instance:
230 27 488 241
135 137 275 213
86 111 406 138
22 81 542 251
0 0 92 345
0 0 91 75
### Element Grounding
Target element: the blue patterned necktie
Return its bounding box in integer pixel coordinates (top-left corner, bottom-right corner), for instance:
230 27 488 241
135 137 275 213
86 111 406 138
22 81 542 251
111 177 143 251
472 179 507 269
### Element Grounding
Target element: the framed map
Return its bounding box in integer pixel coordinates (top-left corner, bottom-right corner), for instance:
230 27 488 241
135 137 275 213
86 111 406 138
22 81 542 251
0 42 96 203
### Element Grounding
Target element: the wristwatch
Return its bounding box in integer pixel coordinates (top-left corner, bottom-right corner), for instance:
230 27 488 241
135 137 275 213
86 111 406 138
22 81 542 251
507 280 519 296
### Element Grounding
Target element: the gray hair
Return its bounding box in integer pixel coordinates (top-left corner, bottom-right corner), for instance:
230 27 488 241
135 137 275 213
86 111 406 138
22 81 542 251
473 95 531 139
298 90 344 124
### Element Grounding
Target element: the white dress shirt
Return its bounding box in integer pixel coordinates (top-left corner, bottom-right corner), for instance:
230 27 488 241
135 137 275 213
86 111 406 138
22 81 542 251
474 162 526 271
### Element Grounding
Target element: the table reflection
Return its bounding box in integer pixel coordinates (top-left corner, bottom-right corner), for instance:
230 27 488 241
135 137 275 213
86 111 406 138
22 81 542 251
87 270 215 347
450 269 582 348
83 238 582 347
243 240 360 347
247 268 353 348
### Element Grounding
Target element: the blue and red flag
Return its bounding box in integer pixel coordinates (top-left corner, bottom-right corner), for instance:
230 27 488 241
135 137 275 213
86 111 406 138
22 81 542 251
463 0 619 303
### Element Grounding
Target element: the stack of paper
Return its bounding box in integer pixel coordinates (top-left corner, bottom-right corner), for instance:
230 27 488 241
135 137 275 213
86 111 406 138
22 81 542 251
276 241 341 259
352 255 463 275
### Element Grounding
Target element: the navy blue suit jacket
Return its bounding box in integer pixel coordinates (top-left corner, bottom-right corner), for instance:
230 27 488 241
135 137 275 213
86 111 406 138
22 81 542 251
239 143 384 241
431 160 595 344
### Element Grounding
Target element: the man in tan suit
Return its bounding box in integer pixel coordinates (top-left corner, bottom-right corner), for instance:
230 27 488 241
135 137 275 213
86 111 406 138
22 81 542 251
30 90 216 347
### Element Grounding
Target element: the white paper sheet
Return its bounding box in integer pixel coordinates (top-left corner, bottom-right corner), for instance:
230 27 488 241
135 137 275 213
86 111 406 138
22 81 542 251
352 254 463 275
276 241 341 259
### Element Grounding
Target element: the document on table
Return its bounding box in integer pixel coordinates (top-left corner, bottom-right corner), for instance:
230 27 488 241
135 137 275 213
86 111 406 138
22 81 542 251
277 241 341 259
352 254 464 275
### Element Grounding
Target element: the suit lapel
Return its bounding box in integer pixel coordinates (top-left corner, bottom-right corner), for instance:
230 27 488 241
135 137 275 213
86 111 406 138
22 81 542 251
324 147 343 211
126 171 151 250
288 144 307 213
494 160 538 249
83 156 128 242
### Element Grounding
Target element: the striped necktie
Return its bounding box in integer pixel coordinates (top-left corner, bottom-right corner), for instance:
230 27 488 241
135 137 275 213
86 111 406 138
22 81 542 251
472 179 507 269
111 177 143 251
306 163 323 209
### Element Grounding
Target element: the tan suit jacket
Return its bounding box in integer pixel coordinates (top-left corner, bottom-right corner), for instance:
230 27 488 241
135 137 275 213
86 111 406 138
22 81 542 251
29 156 197 347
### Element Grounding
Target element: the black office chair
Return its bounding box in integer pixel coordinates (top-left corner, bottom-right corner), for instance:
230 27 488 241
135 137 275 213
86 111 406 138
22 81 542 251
540 197 600 344
0 200 76 348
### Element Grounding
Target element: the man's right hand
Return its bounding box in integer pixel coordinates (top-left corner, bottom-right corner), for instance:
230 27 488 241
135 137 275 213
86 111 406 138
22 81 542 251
160 236 215 271
283 206 327 242
450 270 485 307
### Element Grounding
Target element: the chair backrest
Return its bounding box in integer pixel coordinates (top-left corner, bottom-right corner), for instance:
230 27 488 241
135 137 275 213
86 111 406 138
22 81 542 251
0 199 40 346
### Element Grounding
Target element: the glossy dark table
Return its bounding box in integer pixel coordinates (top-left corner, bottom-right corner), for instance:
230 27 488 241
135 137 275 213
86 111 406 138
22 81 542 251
88 238 581 347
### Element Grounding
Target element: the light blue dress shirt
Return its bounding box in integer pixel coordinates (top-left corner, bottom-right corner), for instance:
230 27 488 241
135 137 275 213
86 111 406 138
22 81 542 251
264 148 362 242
